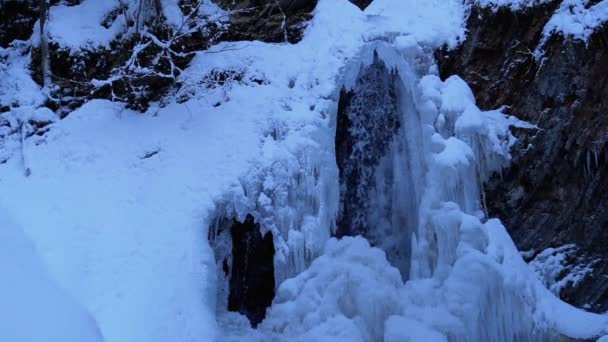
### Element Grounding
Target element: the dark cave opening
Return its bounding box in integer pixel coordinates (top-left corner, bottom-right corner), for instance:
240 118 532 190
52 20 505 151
227 214 276 328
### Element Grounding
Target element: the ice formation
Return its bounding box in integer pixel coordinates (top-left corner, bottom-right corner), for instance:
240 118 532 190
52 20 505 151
212 36 608 341
201 1 608 340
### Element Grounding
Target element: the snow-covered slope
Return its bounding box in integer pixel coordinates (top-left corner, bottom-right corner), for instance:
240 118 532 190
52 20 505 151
1 0 607 341
0 207 103 341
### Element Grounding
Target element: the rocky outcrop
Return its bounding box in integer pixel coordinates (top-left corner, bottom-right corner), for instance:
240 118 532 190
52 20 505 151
213 0 318 43
0 1 39 48
437 3 608 312
2 0 321 115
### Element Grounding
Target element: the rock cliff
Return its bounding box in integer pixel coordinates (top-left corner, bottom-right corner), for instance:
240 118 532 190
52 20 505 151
437 2 608 312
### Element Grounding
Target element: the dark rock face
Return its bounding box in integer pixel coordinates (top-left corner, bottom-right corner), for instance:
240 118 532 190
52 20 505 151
335 53 400 238
213 0 318 43
228 215 275 327
437 4 608 312
0 1 39 47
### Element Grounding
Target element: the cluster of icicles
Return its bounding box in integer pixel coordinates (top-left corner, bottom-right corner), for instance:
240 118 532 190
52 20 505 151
210 42 608 341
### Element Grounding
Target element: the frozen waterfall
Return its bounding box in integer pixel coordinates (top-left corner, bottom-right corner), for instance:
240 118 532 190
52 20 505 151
209 41 608 341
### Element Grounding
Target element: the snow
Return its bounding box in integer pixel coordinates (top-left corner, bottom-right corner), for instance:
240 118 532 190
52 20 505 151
365 0 467 49
0 44 45 108
385 316 448 342
2 0 608 341
543 0 608 40
45 0 216 49
0 98 252 342
260 237 404 342
530 244 596 296
47 0 125 49
0 206 103 342
0 43 49 164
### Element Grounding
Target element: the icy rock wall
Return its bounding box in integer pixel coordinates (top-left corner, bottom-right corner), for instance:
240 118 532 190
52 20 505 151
438 1 608 312
208 128 339 286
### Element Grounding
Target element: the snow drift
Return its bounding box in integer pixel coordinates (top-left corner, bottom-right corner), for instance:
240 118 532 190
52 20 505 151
0 206 103 342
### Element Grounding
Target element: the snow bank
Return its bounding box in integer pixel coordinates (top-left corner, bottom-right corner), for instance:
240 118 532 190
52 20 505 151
365 0 467 48
0 44 49 165
544 0 608 41
487 220 608 339
47 0 125 48
0 206 103 342
46 0 219 49
261 237 403 342
0 99 232 342
0 45 44 108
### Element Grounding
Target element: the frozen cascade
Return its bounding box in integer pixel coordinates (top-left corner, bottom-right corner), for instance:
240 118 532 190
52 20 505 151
336 51 422 277
334 43 549 341
210 40 608 341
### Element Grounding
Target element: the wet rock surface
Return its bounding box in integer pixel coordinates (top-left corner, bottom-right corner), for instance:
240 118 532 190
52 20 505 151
437 3 608 312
